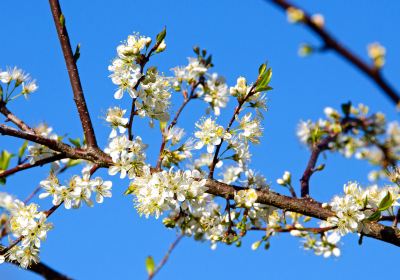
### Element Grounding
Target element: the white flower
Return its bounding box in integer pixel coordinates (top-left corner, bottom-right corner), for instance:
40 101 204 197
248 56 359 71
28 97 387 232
198 73 229 116
129 166 207 218
108 59 142 99
92 177 112 203
234 189 258 208
194 117 231 153
236 113 263 144
166 127 185 146
106 107 129 138
222 166 243 184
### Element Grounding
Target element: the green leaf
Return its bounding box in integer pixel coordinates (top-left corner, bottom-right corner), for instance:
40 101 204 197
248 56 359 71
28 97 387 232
73 43 81 62
0 150 14 171
255 67 272 93
378 192 393 211
145 256 155 275
68 137 81 148
18 141 28 159
156 27 166 45
258 63 267 75
367 210 381 221
0 178 5 185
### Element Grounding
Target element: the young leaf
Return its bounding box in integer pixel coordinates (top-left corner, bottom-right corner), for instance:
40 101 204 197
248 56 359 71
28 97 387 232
18 141 28 160
69 137 81 148
367 210 381 221
258 63 267 75
378 192 393 211
156 27 166 45
145 256 155 275
0 150 14 171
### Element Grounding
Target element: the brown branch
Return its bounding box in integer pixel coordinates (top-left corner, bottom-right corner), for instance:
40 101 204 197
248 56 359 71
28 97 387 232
205 179 400 246
0 124 112 166
267 0 400 106
0 153 66 179
250 225 335 234
300 136 334 197
0 100 35 134
148 234 184 280
48 0 98 148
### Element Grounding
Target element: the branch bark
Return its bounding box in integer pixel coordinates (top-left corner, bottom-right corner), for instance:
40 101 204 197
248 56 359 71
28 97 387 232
0 124 111 166
205 179 400 246
267 0 400 106
48 0 98 148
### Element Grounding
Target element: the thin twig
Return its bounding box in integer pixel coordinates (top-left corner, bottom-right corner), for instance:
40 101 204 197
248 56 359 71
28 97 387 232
148 234 184 280
0 154 66 179
0 100 35 133
267 0 400 105
209 85 256 178
155 81 201 169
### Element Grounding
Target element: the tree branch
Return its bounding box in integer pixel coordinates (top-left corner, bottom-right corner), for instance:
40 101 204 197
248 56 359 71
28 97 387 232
0 124 111 166
48 0 98 148
205 179 400 246
0 100 35 134
267 0 400 106
0 154 66 179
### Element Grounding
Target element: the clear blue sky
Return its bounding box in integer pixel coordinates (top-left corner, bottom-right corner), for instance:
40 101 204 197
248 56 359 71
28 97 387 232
1 0 399 279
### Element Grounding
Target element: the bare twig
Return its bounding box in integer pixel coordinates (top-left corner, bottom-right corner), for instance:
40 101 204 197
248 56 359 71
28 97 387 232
48 0 98 148
148 234 184 280
267 0 400 105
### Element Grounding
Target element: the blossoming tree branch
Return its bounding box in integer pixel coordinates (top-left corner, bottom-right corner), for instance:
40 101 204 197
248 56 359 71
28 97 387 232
0 0 400 279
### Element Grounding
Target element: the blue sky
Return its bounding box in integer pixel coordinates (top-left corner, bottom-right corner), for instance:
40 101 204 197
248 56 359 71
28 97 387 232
1 0 399 279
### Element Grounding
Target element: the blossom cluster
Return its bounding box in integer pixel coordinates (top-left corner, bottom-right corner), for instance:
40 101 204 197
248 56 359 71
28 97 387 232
39 166 112 209
0 194 52 268
297 103 400 181
0 66 38 102
126 166 207 218
325 182 399 235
